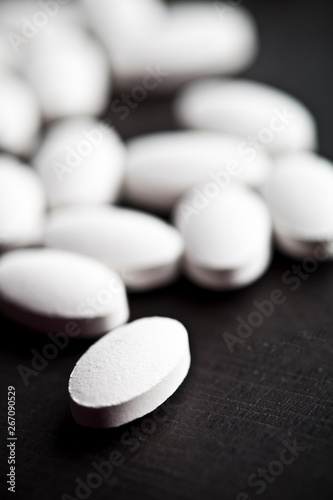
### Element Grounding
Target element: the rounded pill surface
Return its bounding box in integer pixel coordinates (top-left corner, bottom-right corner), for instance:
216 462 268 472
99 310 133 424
82 0 169 89
263 152 333 259
21 23 111 120
69 316 191 428
125 131 272 211
175 79 317 154
33 117 126 208
0 248 129 337
150 1 258 86
44 205 184 291
84 1 257 91
174 183 272 290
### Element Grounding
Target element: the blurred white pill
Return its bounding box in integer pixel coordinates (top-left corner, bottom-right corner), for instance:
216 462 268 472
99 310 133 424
32 117 126 208
125 131 273 211
69 316 191 428
0 155 46 249
0 68 41 156
21 23 111 120
174 183 272 290
150 2 258 87
84 1 257 90
84 0 168 52
0 248 129 337
0 1 88 70
44 205 184 291
175 79 317 154
263 152 333 259
82 0 168 89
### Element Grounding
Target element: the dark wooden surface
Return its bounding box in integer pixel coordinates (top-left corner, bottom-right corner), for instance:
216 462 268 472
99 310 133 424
1 1 333 499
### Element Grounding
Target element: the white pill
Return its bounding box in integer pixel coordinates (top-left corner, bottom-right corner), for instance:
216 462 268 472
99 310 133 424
175 79 317 154
84 0 168 52
174 183 272 290
125 131 273 211
69 316 191 428
0 155 46 249
263 152 333 259
21 23 111 120
0 68 41 156
82 0 168 89
44 205 184 291
0 249 129 337
84 1 257 91
150 2 258 87
32 117 126 208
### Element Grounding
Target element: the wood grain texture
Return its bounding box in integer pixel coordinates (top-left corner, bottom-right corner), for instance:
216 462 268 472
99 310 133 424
1 1 333 499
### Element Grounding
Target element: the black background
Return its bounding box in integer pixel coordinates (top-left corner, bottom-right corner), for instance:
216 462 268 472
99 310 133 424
1 1 333 499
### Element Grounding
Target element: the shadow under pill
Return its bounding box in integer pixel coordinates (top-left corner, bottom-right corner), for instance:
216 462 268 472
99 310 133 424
0 314 94 357
56 413 145 457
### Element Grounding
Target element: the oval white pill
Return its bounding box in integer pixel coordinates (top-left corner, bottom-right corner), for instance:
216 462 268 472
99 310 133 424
0 155 46 249
21 23 111 120
32 117 126 208
125 131 273 211
44 205 184 291
0 69 41 156
150 2 258 87
84 1 257 91
174 183 272 290
0 249 129 337
263 152 333 259
175 79 317 154
82 0 168 90
69 316 191 428
83 0 167 49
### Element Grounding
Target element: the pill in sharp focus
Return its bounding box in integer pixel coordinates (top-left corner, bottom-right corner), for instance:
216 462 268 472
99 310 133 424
0 68 41 156
125 131 273 212
0 249 129 337
69 316 191 428
0 155 46 249
174 183 272 290
21 23 111 120
32 117 126 208
262 152 333 259
175 79 317 154
43 205 184 291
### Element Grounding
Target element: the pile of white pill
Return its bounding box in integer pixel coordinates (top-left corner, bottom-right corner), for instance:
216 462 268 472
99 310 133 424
0 0 331 427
